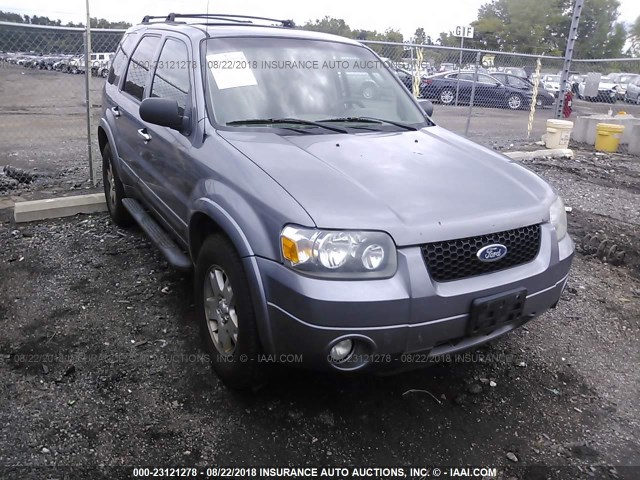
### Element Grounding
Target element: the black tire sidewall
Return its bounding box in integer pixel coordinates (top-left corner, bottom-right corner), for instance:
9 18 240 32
102 144 132 227
195 235 264 389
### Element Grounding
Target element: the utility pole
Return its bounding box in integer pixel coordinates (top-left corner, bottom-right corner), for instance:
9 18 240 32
555 0 584 119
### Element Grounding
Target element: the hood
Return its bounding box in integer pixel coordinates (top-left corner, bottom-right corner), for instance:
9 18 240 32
219 127 555 246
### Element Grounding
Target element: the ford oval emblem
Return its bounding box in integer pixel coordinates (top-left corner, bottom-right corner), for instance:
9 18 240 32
477 244 508 262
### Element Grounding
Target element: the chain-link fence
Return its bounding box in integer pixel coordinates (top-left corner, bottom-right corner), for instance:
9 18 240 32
1 23 639 196
0 21 124 195
363 40 640 154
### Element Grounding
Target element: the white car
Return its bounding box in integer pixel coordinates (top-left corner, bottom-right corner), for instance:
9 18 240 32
608 73 639 100
542 74 561 97
578 75 618 103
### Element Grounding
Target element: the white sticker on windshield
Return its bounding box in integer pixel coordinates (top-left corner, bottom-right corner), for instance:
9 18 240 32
206 51 257 90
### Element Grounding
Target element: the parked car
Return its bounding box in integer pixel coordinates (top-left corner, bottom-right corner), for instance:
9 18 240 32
392 67 430 97
491 73 554 107
99 13 574 389
624 76 640 104
608 73 639 100
422 71 533 109
438 62 456 72
542 74 561 97
577 75 618 103
502 67 527 79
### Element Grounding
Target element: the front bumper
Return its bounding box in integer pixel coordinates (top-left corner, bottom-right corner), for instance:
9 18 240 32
253 224 574 372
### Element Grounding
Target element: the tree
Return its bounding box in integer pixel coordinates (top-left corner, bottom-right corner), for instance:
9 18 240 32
301 16 353 38
439 0 627 58
630 16 640 56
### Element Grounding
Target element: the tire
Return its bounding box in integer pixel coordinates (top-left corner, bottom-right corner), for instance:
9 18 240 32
507 93 523 110
439 88 455 105
102 143 133 227
195 235 265 390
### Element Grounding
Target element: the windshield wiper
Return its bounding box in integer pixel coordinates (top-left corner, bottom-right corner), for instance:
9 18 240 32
318 117 418 131
227 118 348 134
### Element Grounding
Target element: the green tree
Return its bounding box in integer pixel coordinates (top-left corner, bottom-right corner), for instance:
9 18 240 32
301 16 353 38
441 0 627 58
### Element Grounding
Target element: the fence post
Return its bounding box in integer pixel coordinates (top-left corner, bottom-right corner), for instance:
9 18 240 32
555 0 584 119
84 0 95 185
465 51 481 136
455 37 464 106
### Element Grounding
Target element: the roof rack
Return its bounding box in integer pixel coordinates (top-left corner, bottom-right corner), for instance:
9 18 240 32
141 13 295 28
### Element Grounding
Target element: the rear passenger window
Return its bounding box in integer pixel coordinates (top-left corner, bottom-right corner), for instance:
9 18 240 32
108 33 138 86
150 38 191 113
123 36 161 101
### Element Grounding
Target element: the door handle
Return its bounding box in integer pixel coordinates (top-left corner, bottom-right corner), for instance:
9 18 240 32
137 129 151 143
111 106 120 118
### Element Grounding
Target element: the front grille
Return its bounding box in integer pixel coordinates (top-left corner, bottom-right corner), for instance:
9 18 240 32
422 224 541 282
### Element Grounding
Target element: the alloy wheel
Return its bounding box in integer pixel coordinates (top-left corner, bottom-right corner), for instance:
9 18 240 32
203 266 238 355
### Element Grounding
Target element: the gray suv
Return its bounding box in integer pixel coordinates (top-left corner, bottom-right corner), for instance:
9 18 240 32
99 14 574 389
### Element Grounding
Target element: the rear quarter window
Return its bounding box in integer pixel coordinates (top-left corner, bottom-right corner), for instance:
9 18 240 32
122 35 161 101
108 33 138 86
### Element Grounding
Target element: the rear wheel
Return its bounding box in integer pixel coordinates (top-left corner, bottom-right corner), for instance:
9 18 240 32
195 235 266 390
507 93 523 110
361 82 377 100
102 143 133 227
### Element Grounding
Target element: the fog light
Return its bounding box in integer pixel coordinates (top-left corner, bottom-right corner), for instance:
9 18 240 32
329 339 353 363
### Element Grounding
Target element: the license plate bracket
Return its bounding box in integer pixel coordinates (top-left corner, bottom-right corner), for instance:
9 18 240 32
468 288 527 335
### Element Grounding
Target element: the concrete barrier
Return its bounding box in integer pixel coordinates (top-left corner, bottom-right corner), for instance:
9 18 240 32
629 123 640 155
14 193 107 223
573 114 640 145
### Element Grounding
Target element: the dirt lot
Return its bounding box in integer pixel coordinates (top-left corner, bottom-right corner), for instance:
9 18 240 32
0 145 638 479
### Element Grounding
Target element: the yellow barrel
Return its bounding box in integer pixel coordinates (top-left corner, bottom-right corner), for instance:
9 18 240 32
595 123 625 153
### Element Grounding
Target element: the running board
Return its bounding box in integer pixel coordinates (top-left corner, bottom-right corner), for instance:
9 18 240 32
122 198 192 272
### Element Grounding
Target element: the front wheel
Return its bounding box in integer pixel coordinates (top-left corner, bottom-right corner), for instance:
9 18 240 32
507 93 523 110
439 88 455 105
195 235 266 390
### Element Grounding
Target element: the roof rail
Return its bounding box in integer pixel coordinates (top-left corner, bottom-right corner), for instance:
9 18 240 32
140 13 295 28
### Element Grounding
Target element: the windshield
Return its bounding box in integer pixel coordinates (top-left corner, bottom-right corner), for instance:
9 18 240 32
600 76 613 82
203 37 427 130
546 75 560 82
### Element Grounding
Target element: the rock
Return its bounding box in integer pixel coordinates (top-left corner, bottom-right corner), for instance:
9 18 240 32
41 447 50 454
506 452 518 462
468 384 483 395
453 394 467 405
317 411 335 427
489 380 497 387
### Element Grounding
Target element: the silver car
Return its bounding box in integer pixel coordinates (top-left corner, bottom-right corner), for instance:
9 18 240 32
624 76 640 104
99 14 574 389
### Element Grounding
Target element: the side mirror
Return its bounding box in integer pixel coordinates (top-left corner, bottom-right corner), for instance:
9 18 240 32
140 98 185 130
418 99 434 117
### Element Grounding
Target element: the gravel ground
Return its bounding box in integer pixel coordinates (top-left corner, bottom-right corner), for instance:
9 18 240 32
0 147 639 480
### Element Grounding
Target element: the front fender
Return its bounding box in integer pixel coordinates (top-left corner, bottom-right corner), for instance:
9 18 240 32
189 198 277 354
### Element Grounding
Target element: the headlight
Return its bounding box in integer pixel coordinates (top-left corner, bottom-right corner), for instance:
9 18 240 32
549 196 567 241
280 226 397 278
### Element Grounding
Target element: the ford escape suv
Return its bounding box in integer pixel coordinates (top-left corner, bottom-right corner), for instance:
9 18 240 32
99 13 574 389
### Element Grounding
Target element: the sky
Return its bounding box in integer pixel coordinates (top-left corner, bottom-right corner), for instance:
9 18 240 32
1 0 639 39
